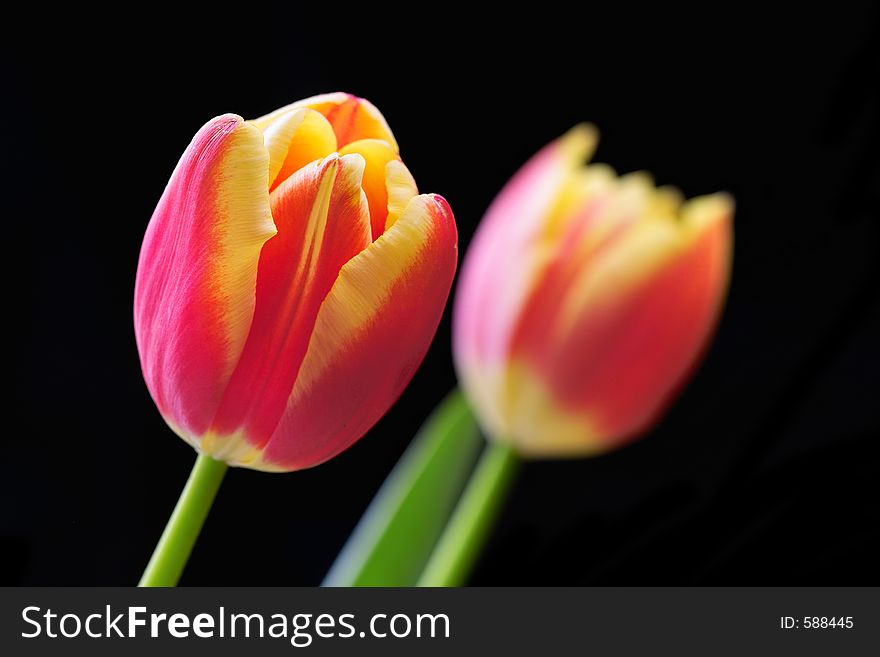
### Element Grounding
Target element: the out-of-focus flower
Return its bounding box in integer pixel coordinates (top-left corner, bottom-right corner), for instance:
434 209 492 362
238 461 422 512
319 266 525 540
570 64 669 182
453 125 732 457
135 93 457 472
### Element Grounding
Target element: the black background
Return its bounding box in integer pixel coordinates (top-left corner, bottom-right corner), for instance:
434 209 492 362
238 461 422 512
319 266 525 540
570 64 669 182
4 6 879 585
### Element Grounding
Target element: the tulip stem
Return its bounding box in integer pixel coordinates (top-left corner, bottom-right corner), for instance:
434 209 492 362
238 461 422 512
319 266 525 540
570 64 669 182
322 389 483 586
139 454 228 587
417 441 519 587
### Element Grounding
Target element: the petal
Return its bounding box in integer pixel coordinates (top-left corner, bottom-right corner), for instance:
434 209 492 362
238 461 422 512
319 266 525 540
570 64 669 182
511 193 734 455
513 170 665 359
255 194 458 471
453 126 597 439
254 92 398 151
134 115 275 441
477 360 602 456
453 124 598 369
384 159 419 231
255 108 338 190
207 154 372 456
338 138 404 240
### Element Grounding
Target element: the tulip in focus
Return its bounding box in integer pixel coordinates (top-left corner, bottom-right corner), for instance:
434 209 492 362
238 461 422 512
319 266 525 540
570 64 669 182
453 125 732 457
135 93 457 472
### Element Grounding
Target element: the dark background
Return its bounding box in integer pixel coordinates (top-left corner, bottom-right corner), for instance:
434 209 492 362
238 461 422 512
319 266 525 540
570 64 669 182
4 6 878 585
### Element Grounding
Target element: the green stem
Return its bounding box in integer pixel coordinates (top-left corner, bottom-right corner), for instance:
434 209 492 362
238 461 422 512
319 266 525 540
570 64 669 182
139 454 228 587
417 441 519 587
322 389 483 586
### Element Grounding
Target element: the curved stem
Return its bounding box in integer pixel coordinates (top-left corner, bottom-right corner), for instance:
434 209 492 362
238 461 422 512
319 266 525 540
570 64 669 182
417 441 519 587
139 454 228 587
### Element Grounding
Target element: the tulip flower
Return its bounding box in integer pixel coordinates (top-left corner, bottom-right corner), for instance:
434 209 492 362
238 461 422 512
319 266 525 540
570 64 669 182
415 125 732 586
134 93 457 586
454 124 732 455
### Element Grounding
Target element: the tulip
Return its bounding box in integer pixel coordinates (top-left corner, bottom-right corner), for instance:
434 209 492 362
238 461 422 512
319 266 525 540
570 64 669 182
454 124 732 455
417 125 732 586
136 92 457 471
134 93 457 585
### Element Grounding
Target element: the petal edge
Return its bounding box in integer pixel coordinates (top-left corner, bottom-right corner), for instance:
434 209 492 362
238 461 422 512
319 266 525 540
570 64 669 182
134 115 275 440
257 194 457 471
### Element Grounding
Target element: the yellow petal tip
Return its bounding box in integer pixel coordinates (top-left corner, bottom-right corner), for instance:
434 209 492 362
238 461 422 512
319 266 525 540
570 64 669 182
683 192 734 225
559 122 599 164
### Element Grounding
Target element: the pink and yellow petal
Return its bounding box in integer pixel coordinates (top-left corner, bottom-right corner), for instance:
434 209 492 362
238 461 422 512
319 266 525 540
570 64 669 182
134 115 275 441
513 172 671 365
211 153 372 448
256 194 458 471
453 126 597 443
453 124 598 371
514 193 733 455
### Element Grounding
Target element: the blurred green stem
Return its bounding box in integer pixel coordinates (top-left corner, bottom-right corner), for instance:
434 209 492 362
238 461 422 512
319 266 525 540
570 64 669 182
323 389 482 586
418 441 519 587
138 454 227 587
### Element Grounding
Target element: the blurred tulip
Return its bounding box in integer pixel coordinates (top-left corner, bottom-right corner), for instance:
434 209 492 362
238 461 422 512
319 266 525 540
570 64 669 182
453 125 733 457
135 93 458 472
